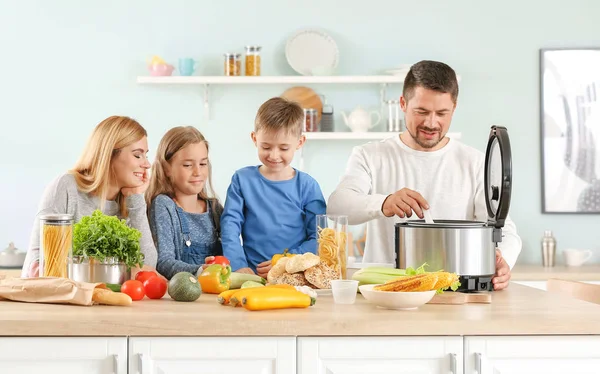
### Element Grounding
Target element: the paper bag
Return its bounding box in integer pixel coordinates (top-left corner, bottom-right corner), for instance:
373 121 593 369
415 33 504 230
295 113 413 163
0 275 103 306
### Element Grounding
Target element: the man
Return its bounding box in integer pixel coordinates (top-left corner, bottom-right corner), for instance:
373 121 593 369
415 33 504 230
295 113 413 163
327 60 521 290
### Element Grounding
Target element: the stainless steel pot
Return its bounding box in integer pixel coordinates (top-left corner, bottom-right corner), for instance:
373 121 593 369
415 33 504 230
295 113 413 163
395 220 496 291
68 256 130 284
394 126 513 292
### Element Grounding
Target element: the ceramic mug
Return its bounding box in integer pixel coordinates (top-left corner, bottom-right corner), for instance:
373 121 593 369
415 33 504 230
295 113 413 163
563 248 593 267
178 58 197 76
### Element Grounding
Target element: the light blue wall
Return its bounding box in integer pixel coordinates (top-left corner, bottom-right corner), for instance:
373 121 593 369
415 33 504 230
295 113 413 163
1 0 599 265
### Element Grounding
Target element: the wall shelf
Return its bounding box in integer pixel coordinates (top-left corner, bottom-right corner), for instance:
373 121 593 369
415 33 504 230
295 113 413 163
137 75 404 121
304 132 462 141
137 75 406 85
297 132 462 170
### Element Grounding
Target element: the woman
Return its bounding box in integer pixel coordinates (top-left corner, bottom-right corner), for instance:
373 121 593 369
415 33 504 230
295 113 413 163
22 115 158 278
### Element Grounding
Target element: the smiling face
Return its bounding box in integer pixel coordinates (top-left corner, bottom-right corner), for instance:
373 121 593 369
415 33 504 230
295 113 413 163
252 129 305 174
400 86 456 151
165 142 209 196
111 136 151 189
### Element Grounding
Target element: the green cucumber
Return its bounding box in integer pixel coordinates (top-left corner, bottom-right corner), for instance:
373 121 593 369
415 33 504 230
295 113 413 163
229 272 266 289
241 281 265 289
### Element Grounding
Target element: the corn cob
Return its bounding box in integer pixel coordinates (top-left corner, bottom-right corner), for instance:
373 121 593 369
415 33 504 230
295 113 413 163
374 273 429 291
411 273 439 291
433 272 460 290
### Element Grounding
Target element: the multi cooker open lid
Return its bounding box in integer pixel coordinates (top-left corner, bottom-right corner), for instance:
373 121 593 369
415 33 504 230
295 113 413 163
485 125 512 229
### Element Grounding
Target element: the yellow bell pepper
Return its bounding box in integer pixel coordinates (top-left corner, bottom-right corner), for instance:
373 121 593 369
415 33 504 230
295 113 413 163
198 264 231 294
271 248 296 267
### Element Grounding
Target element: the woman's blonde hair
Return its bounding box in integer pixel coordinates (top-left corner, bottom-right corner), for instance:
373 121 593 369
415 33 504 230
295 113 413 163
145 126 221 224
70 115 147 218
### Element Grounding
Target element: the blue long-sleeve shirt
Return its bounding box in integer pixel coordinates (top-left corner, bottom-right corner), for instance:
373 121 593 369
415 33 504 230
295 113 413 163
221 166 327 272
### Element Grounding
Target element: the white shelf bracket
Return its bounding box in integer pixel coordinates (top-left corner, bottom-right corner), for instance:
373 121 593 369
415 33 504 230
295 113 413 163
380 83 388 104
203 83 210 124
380 83 388 118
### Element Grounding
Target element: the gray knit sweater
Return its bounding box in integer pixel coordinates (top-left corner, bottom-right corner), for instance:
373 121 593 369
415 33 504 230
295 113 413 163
21 173 158 277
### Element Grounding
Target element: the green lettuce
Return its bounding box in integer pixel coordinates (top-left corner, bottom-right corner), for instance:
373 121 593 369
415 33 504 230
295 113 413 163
73 210 144 269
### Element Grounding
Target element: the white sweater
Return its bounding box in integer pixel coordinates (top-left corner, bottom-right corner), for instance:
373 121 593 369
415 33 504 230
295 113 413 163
327 135 522 270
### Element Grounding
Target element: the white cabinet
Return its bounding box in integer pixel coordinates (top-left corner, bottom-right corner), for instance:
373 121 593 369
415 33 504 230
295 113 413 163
464 336 600 373
298 337 463 374
129 337 295 374
0 337 127 374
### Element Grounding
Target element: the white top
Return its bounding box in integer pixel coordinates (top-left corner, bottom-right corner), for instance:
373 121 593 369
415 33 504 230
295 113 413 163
327 135 522 269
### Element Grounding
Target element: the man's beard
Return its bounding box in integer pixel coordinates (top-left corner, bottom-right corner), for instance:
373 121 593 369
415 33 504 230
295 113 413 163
407 125 443 149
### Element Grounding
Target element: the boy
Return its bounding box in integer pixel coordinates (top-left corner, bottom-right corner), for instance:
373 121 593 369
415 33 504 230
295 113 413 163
221 97 327 278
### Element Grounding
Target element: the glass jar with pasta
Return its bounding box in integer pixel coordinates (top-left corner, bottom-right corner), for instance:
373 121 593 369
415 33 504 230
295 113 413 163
316 214 349 280
223 53 241 76
39 214 73 278
244 45 261 76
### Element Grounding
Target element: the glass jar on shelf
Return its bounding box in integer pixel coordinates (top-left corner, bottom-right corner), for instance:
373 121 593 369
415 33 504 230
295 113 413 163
304 108 319 132
224 53 241 76
244 46 262 76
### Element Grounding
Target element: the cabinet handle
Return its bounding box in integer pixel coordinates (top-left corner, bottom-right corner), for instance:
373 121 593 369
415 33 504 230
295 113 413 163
112 354 119 374
474 352 482 374
138 353 145 374
449 353 457 374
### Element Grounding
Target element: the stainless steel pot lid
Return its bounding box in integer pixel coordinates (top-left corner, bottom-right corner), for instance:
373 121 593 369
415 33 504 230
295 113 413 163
398 219 489 228
485 125 512 229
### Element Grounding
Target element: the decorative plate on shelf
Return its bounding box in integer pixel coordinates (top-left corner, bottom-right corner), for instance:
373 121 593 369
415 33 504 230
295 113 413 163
285 29 339 76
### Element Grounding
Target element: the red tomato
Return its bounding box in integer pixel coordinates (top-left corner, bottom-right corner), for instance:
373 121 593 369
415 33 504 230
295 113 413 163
143 276 168 299
122 280 145 301
207 256 230 266
135 270 157 284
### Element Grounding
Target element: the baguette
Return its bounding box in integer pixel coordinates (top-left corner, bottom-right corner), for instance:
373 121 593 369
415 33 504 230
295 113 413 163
92 288 132 306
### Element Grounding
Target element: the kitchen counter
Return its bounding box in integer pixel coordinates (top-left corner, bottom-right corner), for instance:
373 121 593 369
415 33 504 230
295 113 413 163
511 264 600 281
0 268 21 278
1 283 600 337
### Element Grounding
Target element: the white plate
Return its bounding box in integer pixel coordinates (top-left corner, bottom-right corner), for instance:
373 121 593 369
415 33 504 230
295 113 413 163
286 29 339 76
315 289 332 296
359 284 435 310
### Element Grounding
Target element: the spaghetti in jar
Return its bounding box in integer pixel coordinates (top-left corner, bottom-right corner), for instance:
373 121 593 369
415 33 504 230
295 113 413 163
316 215 348 279
39 214 73 278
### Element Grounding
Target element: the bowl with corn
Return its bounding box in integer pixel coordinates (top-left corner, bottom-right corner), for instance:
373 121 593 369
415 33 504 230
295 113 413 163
359 284 435 310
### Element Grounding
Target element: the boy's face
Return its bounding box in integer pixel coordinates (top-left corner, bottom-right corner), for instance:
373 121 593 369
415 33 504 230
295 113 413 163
251 129 305 173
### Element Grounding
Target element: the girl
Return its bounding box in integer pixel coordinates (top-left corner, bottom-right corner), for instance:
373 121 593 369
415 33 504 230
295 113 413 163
146 126 223 280
22 115 159 278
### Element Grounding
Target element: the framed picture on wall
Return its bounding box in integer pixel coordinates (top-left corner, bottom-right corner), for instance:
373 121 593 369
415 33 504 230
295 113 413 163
540 48 600 213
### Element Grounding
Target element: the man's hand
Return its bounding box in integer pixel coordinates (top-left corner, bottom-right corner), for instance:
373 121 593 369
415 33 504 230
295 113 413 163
382 188 430 219
492 249 511 291
236 267 255 275
256 260 272 279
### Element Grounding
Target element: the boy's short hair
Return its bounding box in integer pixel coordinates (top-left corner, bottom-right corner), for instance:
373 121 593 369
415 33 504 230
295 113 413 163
254 97 304 137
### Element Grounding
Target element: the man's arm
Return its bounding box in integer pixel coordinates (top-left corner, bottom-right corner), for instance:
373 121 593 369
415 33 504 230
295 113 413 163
327 146 389 225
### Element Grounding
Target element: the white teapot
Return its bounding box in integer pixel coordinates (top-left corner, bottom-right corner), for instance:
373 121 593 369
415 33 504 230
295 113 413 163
341 106 381 132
